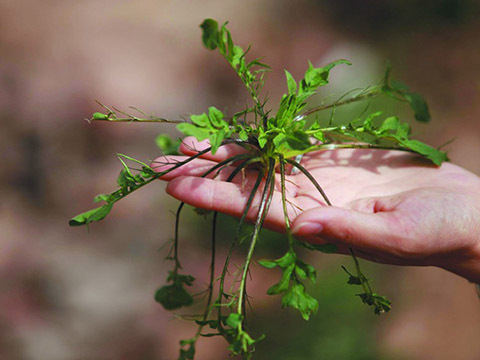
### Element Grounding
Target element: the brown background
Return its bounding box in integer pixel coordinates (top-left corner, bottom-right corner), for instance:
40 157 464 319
1 1 479 359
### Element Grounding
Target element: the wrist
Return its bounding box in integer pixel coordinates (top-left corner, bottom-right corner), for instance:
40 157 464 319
440 242 480 283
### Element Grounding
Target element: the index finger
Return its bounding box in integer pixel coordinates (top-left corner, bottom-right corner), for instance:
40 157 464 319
180 136 249 162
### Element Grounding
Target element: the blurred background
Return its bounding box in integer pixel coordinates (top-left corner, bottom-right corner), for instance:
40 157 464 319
1 0 479 359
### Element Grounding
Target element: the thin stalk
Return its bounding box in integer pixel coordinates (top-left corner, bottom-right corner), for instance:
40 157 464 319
285 158 331 206
188 157 258 345
171 152 252 272
285 156 376 304
279 155 295 249
217 167 264 326
173 202 185 272
110 147 214 208
237 158 276 315
90 117 183 124
187 157 261 344
349 248 373 295
315 143 418 154
299 88 381 118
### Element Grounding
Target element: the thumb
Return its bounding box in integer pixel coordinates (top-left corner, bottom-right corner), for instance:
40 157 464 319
291 203 395 253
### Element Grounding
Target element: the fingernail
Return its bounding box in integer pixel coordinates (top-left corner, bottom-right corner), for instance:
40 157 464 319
292 222 323 235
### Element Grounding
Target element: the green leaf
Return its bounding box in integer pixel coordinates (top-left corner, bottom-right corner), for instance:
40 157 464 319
190 113 209 126
301 59 351 93
92 112 108 120
200 19 219 50
295 259 317 283
258 259 277 269
179 339 196 360
362 111 383 132
285 70 297 95
267 263 295 295
117 168 136 189
155 284 193 310
176 122 210 141
400 139 448 166
275 250 296 268
404 92 430 123
387 80 431 123
238 129 248 141
155 134 180 155
226 313 243 328
257 128 268 148
93 193 112 203
346 275 362 285
281 282 319 320
208 106 225 128
284 130 311 151
357 293 392 315
69 203 113 226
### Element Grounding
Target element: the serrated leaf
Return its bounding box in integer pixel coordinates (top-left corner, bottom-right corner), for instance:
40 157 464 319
267 263 295 295
301 59 351 93
281 282 319 320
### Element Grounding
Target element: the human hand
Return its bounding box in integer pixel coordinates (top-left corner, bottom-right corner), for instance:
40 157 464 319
153 137 480 283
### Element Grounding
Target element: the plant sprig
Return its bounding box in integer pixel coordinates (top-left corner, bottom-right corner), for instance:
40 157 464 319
70 18 448 359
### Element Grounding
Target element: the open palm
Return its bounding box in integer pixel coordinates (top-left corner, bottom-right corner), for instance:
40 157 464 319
154 137 480 282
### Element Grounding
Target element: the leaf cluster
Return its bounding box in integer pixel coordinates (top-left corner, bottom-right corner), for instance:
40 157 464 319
259 249 318 320
69 17 450 359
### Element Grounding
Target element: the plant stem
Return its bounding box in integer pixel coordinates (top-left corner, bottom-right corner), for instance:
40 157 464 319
285 158 332 206
350 248 373 295
91 117 183 123
237 158 275 315
173 202 185 272
300 88 381 118
217 166 264 326
279 155 295 249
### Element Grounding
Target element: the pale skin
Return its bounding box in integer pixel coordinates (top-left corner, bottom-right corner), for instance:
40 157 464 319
153 137 480 283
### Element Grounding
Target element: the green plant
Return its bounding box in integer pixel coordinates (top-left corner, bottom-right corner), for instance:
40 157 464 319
70 19 447 359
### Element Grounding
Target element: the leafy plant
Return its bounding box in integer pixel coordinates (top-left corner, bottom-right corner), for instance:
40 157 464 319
70 19 447 359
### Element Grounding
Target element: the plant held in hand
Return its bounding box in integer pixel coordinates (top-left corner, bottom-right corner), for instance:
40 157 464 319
70 19 447 359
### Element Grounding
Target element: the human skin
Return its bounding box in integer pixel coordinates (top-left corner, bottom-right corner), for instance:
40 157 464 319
153 137 480 283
